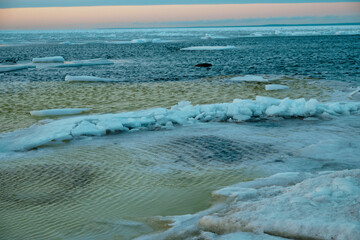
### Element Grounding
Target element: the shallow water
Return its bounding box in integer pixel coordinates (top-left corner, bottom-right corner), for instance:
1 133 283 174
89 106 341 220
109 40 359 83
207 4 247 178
0 128 267 240
2 116 360 239
0 26 359 240
0 76 334 133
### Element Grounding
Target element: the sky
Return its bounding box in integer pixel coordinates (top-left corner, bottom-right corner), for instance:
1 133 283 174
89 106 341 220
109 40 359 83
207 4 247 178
0 1 359 29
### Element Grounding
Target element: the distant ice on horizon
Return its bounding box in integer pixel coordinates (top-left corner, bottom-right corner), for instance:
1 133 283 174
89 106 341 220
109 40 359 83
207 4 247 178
180 46 236 51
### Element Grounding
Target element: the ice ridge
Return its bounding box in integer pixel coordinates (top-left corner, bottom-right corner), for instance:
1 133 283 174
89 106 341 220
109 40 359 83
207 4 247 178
1 96 360 152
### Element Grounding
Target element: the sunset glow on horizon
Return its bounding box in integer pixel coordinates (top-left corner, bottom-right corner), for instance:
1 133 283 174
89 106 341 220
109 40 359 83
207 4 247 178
0 2 359 30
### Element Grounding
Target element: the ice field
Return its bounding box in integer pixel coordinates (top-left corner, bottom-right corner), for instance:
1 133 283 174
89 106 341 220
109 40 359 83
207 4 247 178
0 25 360 239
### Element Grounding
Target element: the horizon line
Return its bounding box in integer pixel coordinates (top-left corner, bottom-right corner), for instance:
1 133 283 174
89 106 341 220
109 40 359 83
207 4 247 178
1 1 359 9
1 22 359 32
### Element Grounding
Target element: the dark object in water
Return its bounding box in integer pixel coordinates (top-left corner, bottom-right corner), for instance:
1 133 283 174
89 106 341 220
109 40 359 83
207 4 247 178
195 63 212 68
0 58 17 64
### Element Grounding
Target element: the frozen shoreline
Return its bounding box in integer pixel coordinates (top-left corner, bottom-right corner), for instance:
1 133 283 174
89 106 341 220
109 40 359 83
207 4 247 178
1 96 360 152
136 169 360 240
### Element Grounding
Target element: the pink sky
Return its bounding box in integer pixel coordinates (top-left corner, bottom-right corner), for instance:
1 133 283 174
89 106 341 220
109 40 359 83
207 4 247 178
0 2 359 29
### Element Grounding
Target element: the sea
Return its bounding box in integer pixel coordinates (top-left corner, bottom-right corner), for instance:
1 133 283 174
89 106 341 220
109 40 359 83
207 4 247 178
0 25 359 240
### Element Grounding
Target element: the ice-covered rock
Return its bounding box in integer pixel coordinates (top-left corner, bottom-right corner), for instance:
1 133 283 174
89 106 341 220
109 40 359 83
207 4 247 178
65 75 120 82
32 56 65 63
265 84 290 90
0 97 360 152
230 75 269 82
180 46 236 51
0 65 36 73
30 108 92 117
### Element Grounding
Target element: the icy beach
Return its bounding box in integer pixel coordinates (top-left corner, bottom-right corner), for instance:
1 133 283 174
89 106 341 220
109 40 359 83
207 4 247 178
0 25 359 240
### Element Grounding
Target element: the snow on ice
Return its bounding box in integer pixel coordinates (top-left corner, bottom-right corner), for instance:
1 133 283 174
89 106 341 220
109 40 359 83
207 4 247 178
136 170 360 240
1 96 360 152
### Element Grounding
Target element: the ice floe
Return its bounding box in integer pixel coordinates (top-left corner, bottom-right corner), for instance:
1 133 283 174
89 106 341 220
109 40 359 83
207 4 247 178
265 84 290 91
55 59 114 68
1 96 360 152
32 56 65 63
107 39 175 44
130 39 150 43
30 108 92 117
136 169 360 240
180 46 236 51
201 34 228 39
65 75 120 82
0 65 36 73
349 87 360 100
230 75 269 82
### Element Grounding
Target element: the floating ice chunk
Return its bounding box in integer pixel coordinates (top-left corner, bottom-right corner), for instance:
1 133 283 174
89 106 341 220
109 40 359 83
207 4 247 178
349 87 360 100
199 169 360 240
30 108 92 117
265 84 289 91
150 38 175 43
60 41 72 45
303 117 319 121
107 39 173 44
131 39 150 43
0 65 36 73
65 75 120 82
201 34 228 39
180 46 236 51
55 59 114 68
32 56 65 63
230 75 268 82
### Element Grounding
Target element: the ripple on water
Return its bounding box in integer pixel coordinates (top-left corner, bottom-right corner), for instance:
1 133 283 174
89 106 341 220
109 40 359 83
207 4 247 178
0 133 265 240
